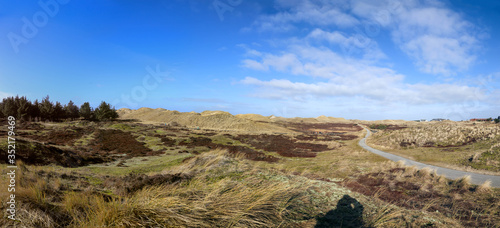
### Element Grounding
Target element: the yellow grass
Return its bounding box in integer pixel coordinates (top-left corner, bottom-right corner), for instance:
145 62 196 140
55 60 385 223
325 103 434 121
3 118 497 227
367 121 500 174
1 148 469 227
476 180 492 193
371 121 500 148
118 108 295 133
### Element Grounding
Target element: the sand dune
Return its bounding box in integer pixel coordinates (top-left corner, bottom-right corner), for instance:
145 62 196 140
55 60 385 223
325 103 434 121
118 108 357 132
118 108 293 133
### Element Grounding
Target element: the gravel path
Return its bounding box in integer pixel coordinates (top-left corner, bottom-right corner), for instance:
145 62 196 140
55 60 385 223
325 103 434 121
358 126 500 187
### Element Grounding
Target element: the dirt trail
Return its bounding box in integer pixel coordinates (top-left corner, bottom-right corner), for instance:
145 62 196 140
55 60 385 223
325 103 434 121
358 126 500 187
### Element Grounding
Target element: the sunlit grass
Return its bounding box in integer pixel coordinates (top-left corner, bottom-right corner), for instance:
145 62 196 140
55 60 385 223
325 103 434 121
79 153 192 176
2 120 497 227
254 138 387 180
367 122 500 173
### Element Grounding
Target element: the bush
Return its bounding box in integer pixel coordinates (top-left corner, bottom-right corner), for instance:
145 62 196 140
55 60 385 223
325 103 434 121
369 124 388 130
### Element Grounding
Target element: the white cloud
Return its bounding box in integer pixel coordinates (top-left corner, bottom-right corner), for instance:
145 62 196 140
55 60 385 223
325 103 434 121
242 59 268 71
242 76 481 106
249 0 484 76
350 0 482 76
404 83 484 104
401 35 476 75
246 0 359 32
240 45 484 105
307 29 348 44
244 44 396 80
237 44 263 57
393 7 479 75
305 28 386 61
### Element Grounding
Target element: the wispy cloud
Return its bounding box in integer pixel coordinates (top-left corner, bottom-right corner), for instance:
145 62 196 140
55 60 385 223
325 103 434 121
245 0 359 32
351 0 482 76
306 28 386 61
240 41 484 106
246 0 484 76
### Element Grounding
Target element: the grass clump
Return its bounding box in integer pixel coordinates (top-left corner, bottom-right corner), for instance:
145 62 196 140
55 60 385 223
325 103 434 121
371 121 500 148
367 122 500 173
81 153 192 176
369 124 388 130
0 139 490 228
0 150 305 227
136 135 164 151
462 142 500 172
109 123 133 131
343 162 499 227
73 131 96 147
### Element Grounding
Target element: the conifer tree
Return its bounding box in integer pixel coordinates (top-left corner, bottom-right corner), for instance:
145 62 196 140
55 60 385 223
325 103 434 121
79 102 93 120
94 101 118 121
65 100 80 120
53 101 65 121
30 99 41 121
16 96 31 121
40 95 54 121
2 97 18 118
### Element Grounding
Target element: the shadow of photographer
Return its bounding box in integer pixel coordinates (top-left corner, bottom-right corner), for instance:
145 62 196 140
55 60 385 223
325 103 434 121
315 194 365 228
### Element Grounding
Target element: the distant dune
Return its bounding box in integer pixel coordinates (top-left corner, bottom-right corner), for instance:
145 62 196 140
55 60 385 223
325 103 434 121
117 108 357 132
117 108 293 133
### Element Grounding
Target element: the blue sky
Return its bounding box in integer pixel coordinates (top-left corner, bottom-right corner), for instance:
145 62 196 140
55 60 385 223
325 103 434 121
1 0 499 120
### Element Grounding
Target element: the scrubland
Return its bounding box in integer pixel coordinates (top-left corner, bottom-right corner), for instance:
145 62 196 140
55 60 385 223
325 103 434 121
0 114 498 227
367 121 500 174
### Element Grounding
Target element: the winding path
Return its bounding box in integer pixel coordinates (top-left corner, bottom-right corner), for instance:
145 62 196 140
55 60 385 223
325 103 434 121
358 126 500 187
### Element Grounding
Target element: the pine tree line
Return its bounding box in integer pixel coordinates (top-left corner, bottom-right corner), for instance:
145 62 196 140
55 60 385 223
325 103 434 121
0 95 118 122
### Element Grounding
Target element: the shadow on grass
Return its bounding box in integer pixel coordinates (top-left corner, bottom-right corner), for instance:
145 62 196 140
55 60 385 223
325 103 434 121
315 195 365 228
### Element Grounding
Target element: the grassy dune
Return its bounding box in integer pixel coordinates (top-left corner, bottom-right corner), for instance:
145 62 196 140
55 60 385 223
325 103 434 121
367 121 500 174
0 118 498 227
1 150 469 227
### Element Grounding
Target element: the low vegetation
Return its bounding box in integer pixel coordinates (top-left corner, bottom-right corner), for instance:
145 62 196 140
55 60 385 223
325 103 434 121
462 142 500 172
1 149 471 227
0 115 498 227
369 124 388 130
343 161 499 227
368 121 500 173
371 122 500 148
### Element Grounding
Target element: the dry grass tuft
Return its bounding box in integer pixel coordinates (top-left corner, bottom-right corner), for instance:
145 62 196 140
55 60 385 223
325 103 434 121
454 175 471 189
363 205 402 227
370 121 500 148
417 167 434 178
1 149 307 227
343 166 499 227
476 180 492 193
